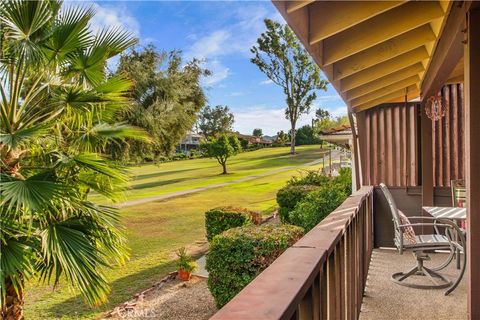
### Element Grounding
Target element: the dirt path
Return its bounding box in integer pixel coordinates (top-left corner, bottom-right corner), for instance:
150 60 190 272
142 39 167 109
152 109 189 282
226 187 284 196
114 150 341 209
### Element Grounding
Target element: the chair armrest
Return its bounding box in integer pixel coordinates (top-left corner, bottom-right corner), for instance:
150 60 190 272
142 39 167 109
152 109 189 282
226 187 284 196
399 223 450 228
407 216 439 220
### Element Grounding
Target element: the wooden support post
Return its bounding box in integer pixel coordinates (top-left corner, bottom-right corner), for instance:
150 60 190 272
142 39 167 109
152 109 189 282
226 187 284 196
421 102 434 207
465 7 480 319
348 112 362 190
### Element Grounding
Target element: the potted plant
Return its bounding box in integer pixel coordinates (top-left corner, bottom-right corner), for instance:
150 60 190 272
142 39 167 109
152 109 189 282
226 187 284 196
175 247 198 281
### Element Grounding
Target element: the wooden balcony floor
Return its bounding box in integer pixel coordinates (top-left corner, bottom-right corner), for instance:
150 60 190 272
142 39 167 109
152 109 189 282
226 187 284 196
360 249 467 320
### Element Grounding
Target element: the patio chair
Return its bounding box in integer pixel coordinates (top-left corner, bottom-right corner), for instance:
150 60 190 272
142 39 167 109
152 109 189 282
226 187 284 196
379 183 466 293
451 179 467 231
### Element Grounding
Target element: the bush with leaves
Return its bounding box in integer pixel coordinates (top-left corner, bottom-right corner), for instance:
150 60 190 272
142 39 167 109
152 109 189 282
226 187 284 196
206 224 304 308
276 185 319 223
205 207 261 241
334 168 353 195
0 1 148 317
288 183 348 232
287 170 330 187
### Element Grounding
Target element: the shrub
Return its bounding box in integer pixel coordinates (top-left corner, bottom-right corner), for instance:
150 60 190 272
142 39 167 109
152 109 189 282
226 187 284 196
276 185 319 223
288 183 348 232
205 207 260 241
287 170 330 186
334 168 352 195
206 224 304 308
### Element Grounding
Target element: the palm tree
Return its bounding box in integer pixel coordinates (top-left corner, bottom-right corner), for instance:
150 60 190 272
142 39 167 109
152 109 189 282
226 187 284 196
0 1 148 318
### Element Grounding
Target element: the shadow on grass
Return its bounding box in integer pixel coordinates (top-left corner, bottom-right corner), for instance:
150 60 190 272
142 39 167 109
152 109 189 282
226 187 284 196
46 260 179 319
131 177 193 190
133 167 202 181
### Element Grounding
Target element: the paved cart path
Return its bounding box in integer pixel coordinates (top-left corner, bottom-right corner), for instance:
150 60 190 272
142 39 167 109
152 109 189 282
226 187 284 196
114 150 342 208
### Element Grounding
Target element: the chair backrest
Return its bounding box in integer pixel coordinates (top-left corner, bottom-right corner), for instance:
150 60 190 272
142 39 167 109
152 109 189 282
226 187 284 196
379 183 403 251
451 179 466 207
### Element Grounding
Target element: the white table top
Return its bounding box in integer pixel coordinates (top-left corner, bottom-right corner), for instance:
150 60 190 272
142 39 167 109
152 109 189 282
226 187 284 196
423 206 467 219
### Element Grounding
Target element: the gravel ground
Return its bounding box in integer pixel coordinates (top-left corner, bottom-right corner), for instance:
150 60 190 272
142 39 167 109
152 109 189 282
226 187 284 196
109 276 216 320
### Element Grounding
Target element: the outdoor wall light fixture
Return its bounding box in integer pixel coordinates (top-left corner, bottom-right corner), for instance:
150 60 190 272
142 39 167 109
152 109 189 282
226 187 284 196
425 95 446 121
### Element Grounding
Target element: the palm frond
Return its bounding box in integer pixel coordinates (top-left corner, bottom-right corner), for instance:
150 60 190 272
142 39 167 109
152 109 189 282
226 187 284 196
0 0 52 63
72 153 129 181
94 27 137 59
43 4 95 62
0 174 70 212
0 124 48 150
38 220 111 306
0 236 35 307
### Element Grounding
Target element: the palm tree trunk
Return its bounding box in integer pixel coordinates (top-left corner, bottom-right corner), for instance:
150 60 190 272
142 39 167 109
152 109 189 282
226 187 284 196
2 276 24 320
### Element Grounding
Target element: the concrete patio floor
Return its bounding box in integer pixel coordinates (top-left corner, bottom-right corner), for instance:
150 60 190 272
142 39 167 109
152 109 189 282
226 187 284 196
360 249 467 320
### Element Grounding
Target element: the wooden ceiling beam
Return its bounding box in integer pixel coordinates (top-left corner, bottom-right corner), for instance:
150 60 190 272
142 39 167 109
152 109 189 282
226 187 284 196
421 1 467 99
309 1 406 45
340 47 429 91
286 1 315 14
352 85 419 112
350 75 420 107
333 24 436 80
322 1 444 65
345 63 425 101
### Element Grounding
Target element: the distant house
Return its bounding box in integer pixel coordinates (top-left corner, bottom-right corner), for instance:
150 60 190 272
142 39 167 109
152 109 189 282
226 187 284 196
234 132 273 147
177 133 204 153
318 125 353 150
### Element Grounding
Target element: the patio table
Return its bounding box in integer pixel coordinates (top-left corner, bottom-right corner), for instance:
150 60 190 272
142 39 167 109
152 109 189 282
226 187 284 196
423 206 466 220
423 206 466 295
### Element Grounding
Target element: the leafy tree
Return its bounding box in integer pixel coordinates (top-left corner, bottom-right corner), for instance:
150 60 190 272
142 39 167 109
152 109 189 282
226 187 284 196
197 105 234 139
315 108 330 121
314 112 350 132
111 45 209 162
251 19 327 154
252 128 263 137
201 135 241 174
275 130 290 144
295 125 320 145
0 1 147 317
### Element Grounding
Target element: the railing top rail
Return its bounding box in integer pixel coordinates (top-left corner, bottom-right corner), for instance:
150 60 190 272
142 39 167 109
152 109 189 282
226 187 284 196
211 186 374 320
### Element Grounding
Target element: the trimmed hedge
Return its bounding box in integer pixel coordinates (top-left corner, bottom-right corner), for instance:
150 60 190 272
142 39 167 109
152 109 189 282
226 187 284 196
206 224 304 308
276 185 319 223
205 207 260 241
288 183 347 232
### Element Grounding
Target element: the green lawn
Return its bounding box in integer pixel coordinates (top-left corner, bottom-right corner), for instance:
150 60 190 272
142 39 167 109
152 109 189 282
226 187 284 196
90 145 327 203
24 146 328 319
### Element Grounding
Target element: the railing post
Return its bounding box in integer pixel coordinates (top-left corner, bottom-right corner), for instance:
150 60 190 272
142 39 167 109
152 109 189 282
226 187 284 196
327 251 337 319
320 264 328 319
298 287 313 320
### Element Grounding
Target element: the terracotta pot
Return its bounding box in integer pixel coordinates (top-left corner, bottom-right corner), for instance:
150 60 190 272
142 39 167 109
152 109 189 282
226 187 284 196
178 268 191 281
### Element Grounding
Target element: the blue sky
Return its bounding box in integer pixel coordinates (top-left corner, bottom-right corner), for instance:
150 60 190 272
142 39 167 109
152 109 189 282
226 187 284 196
85 1 347 135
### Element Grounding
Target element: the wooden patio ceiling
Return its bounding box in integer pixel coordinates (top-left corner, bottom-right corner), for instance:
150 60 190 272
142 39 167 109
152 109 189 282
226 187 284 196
273 1 452 113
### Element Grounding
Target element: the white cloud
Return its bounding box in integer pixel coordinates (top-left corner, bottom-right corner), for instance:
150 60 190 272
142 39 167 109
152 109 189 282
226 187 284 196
202 59 230 86
185 4 277 86
228 92 245 97
89 3 140 37
260 79 274 85
186 30 231 61
233 106 314 136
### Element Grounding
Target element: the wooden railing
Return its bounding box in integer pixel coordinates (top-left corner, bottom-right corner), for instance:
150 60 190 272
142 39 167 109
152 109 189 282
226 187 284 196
211 186 374 320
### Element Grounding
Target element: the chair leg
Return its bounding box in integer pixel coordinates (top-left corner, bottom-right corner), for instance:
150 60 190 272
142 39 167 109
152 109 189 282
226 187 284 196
391 253 452 289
